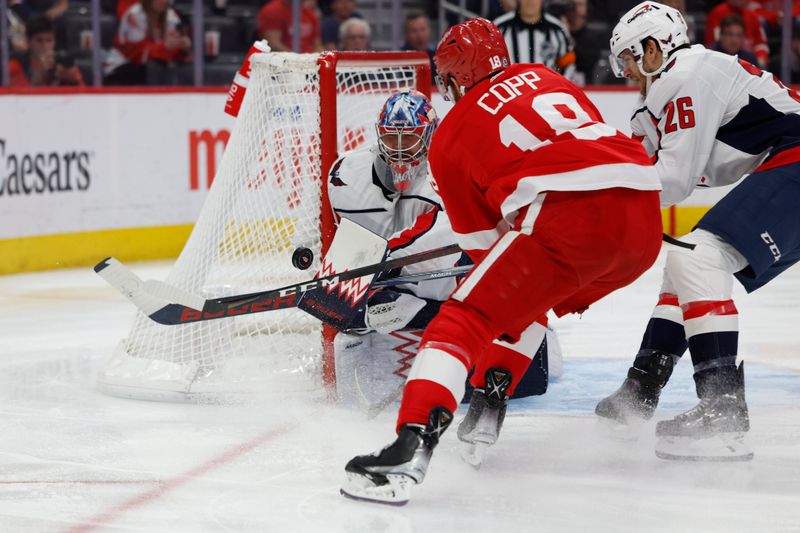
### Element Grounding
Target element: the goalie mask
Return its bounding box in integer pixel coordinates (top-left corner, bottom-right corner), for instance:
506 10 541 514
609 2 690 79
376 91 438 192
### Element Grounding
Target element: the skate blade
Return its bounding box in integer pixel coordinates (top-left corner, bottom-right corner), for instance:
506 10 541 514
340 472 413 505
460 441 490 469
655 432 754 462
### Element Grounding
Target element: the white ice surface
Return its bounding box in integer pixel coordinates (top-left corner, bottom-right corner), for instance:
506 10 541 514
1 252 799 533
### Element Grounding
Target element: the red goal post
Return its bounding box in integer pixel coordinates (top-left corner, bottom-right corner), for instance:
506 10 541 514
317 52 432 392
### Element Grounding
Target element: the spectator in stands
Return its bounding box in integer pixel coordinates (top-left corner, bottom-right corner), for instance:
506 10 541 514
712 14 760 65
338 17 369 51
7 9 29 54
547 0 599 85
747 0 800 33
401 11 437 82
104 0 191 85
10 0 68 22
493 0 575 76
9 16 83 86
10 0 70 50
116 0 138 18
705 0 769 67
257 0 323 53
321 0 362 50
317 0 332 15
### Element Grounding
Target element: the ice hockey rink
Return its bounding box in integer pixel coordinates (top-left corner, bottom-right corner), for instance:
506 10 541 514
1 250 799 533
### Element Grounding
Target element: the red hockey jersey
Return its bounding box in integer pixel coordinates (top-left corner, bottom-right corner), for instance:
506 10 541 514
428 63 660 258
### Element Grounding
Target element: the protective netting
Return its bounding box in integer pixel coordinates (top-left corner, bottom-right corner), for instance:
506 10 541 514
97 53 424 401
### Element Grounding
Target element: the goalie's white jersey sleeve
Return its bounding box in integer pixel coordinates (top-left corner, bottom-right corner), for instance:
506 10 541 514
640 45 800 207
327 146 459 301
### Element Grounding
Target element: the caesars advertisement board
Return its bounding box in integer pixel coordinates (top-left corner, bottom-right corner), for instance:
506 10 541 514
0 89 726 273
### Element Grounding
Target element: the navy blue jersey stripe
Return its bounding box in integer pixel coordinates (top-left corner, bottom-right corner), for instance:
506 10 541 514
716 95 800 156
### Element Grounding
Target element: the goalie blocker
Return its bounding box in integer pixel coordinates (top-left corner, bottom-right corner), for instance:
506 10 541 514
299 219 561 411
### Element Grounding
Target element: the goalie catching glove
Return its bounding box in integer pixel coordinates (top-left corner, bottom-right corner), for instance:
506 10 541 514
363 290 428 334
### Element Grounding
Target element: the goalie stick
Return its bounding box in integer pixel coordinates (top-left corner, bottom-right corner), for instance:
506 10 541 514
95 243 462 326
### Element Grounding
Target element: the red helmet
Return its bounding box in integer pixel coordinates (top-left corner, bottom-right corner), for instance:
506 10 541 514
434 18 510 100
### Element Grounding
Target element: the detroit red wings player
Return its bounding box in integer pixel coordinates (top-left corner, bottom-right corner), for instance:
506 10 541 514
341 18 663 505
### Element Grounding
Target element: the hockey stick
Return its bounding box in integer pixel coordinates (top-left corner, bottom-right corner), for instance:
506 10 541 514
371 264 471 288
662 233 696 250
95 243 462 326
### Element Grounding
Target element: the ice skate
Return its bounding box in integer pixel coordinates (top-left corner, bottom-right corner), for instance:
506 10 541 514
457 368 511 468
341 406 453 505
595 351 675 427
655 364 752 461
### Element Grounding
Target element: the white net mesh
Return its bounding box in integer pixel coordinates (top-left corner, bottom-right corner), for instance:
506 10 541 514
98 52 425 401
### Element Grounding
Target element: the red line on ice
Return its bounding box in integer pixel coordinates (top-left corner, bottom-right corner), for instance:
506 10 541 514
64 426 290 533
0 480 156 485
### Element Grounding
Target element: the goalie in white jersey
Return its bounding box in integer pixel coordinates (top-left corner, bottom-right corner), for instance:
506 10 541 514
596 2 800 461
326 90 562 415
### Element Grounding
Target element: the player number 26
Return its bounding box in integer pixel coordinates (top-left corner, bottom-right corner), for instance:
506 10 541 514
663 97 695 134
498 92 617 152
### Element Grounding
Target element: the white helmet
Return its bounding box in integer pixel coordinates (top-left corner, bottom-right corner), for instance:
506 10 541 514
608 2 690 78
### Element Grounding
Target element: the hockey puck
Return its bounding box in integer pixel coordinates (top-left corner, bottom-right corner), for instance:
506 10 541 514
292 247 314 270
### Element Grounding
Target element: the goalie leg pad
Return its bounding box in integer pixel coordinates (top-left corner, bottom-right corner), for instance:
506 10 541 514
334 330 424 417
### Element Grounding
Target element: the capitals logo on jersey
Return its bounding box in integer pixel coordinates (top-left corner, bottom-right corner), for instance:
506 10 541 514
329 158 346 187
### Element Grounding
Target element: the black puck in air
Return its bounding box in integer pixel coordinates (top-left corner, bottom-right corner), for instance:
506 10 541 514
292 247 314 270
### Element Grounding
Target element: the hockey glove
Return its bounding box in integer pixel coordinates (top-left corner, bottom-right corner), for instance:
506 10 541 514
365 291 427 334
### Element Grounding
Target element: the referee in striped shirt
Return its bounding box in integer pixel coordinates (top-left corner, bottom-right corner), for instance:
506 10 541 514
493 0 576 78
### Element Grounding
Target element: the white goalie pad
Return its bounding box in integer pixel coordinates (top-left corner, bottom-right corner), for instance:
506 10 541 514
334 329 423 416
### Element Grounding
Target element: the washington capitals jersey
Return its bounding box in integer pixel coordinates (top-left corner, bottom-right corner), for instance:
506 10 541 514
630 45 800 207
327 146 458 301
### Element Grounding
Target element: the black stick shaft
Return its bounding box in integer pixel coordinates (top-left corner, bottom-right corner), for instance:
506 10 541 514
662 233 696 250
208 243 462 310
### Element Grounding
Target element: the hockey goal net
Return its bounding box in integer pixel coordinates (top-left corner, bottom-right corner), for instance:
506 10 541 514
98 51 431 402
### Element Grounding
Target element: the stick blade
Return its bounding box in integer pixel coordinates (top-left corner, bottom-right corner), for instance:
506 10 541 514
94 257 205 321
